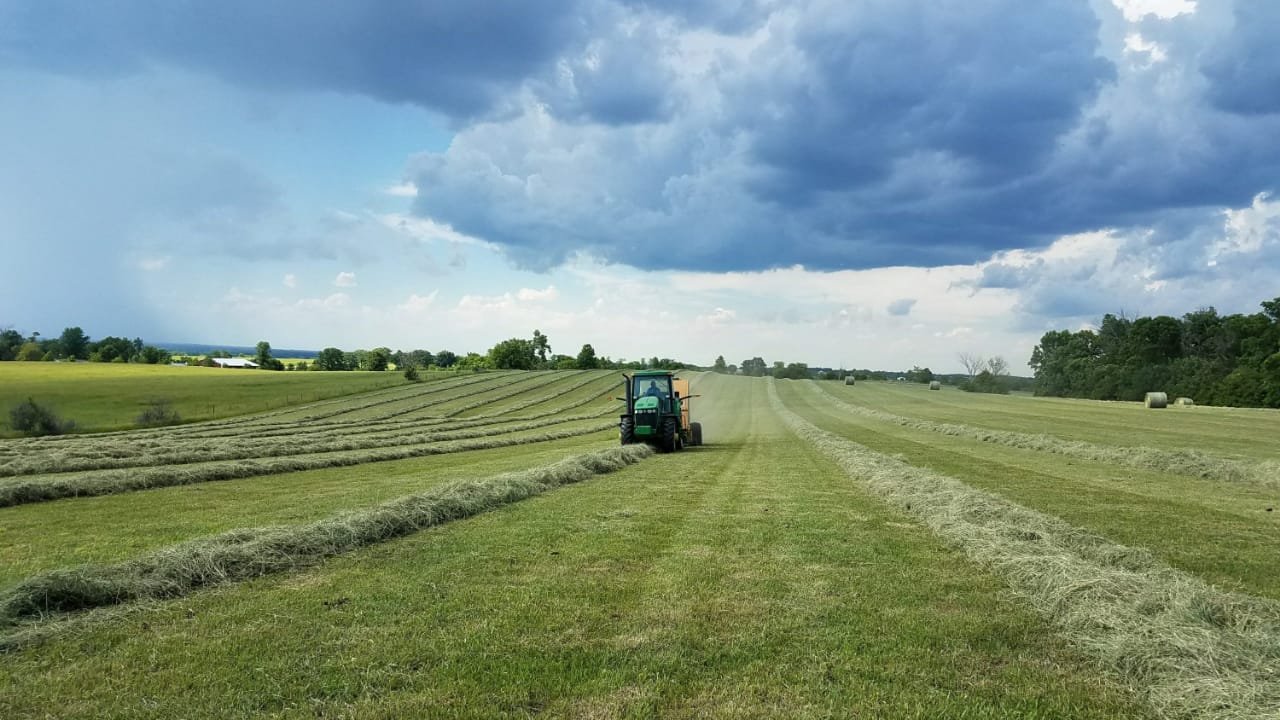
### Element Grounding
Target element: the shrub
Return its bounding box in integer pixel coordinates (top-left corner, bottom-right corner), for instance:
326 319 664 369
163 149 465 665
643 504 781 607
404 365 421 382
135 398 181 427
960 370 1009 394
8 398 75 436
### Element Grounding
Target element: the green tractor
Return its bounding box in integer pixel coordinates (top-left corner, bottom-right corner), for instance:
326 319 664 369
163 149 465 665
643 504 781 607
619 370 703 452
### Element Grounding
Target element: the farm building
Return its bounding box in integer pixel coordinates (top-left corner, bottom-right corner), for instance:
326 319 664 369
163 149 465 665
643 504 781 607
212 358 259 369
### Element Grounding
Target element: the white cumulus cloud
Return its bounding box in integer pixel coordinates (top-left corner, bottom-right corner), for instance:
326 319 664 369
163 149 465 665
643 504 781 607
516 285 559 302
334 271 357 288
398 291 439 313
384 182 419 198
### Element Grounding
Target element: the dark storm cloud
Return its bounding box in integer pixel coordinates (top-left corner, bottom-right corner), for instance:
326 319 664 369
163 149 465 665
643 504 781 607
8 0 1279 282
616 0 772 31
1201 0 1280 115
0 0 588 118
741 0 1113 194
408 0 1155 272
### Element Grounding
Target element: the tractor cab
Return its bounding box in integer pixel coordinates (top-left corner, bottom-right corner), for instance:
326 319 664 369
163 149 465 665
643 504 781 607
631 374 674 411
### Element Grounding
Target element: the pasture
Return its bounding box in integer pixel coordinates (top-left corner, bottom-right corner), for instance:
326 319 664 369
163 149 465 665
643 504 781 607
1 371 1278 718
0 362 414 435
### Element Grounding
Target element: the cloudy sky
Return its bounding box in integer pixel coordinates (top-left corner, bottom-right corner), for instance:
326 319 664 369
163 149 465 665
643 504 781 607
2 0 1277 371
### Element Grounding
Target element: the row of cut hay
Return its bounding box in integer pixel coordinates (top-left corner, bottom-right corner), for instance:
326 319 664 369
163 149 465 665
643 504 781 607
179 370 547 435
308 370 564 424
443 370 614 418
188 369 515 428
0 374 625 478
13 371 621 473
512 375 626 420
0 371 608 459
18 371 509 445
0 419 616 508
208 371 617 445
181 372 593 443
0 371 546 463
190 371 624 440
129 371 519 440
810 382 1278 488
432 370 593 417
0 410 601 478
0 444 653 644
6 410 608 483
0 415 472 477
0 371 514 449
768 381 1280 720
179 370 488 429
234 371 618 442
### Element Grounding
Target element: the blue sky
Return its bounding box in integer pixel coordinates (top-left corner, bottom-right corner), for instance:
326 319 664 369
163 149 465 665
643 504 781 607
2 0 1277 371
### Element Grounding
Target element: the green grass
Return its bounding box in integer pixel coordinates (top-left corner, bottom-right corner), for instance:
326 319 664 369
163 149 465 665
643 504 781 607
768 380 1280 719
828 381 1280 461
0 363 414 435
6 372 1280 716
776 381 1280 600
0 430 617 589
1 445 654 629
0 376 1146 718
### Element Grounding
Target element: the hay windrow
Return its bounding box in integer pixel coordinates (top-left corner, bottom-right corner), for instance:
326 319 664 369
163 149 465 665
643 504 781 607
0 420 617 508
769 381 1280 720
0 410 608 477
808 382 1278 489
0 444 653 643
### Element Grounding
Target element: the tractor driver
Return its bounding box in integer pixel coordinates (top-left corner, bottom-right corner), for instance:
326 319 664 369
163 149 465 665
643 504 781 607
645 380 661 397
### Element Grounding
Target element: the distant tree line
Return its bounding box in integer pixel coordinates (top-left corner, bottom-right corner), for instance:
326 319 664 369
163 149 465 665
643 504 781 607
0 326 171 364
0 324 700 375
1029 297 1280 407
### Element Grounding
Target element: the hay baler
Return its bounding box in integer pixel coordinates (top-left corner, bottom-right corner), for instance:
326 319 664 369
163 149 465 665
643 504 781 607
619 370 703 452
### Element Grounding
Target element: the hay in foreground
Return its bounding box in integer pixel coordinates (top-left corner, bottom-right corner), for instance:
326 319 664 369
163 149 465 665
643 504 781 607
769 380 1280 720
1145 391 1168 409
0 420 615 508
0 444 653 635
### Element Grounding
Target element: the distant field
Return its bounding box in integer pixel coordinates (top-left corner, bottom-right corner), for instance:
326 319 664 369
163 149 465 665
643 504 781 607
2 373 1278 718
829 379 1280 461
0 363 435 435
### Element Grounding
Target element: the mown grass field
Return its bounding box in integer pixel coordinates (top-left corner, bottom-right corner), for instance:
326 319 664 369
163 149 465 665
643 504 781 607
2 371 1278 718
0 362 425 435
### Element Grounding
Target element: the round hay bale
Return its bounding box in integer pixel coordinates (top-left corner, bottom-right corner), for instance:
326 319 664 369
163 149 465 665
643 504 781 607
929 380 941 390
1174 397 1195 407
844 376 856 386
1144 392 1168 409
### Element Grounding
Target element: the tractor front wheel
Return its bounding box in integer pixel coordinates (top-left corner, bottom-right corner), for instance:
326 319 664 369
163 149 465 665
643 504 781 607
620 416 635 445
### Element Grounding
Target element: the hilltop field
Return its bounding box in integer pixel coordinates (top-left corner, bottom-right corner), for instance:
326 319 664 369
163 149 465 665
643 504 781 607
2 367 1278 719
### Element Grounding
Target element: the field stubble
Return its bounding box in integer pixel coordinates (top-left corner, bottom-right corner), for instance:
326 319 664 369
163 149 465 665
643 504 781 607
771 380 1280 720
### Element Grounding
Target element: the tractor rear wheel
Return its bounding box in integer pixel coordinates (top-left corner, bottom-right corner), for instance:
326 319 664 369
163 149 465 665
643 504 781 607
661 418 679 453
690 422 703 446
620 416 635 445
